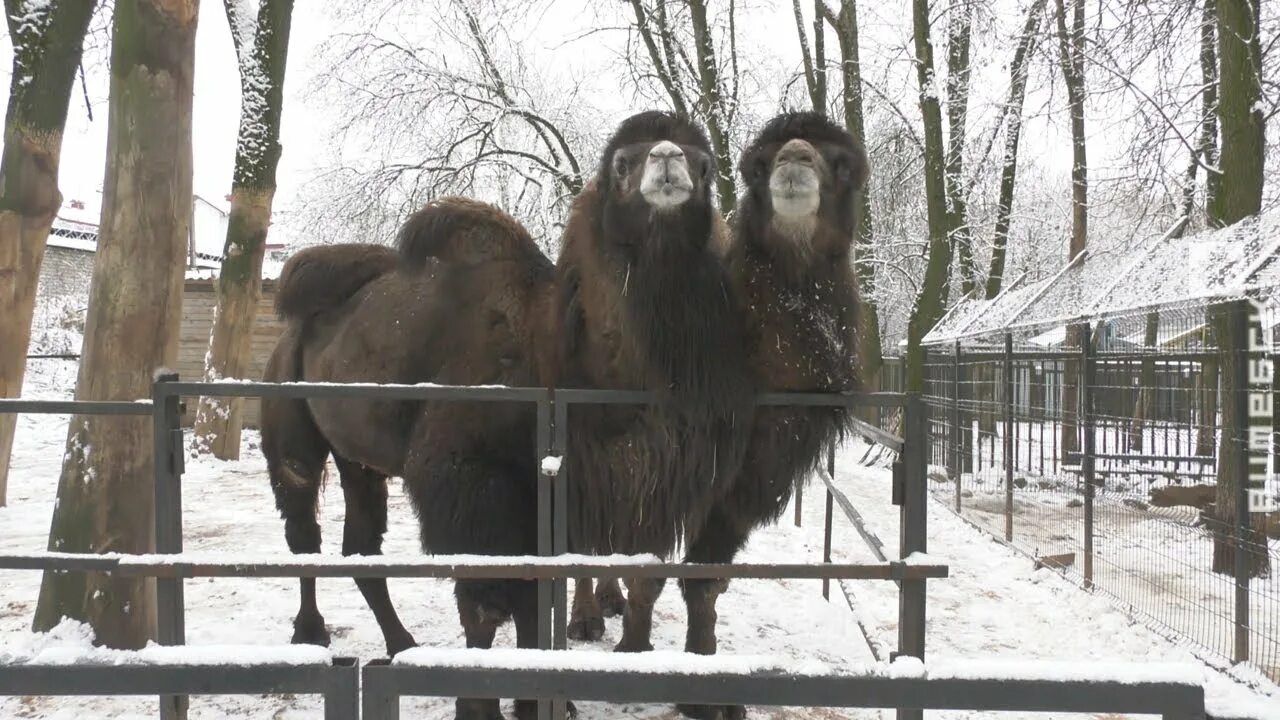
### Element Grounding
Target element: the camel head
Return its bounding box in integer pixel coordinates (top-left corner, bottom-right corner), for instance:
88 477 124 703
599 110 715 221
738 112 868 259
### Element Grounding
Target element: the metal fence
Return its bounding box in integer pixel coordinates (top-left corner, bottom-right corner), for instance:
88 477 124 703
1 377 959 720
913 299 1280 686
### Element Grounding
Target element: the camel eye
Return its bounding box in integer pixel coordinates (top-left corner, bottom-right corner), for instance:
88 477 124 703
753 158 768 181
612 151 630 178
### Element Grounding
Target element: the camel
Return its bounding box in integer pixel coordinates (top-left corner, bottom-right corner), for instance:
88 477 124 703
260 199 562 658
401 110 754 720
642 112 869 720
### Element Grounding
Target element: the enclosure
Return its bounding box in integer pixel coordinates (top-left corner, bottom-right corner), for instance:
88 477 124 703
908 212 1280 686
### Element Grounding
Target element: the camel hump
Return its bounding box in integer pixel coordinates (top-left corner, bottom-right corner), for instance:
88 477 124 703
274 243 398 321
396 196 538 269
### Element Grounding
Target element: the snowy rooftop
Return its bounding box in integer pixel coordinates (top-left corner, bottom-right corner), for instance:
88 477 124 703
924 210 1280 345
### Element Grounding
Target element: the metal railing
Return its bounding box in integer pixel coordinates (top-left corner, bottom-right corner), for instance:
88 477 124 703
0 376 1216 719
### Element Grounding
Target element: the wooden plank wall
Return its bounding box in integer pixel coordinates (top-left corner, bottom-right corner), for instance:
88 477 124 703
177 278 283 428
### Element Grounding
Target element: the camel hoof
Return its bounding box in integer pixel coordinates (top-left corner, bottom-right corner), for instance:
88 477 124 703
567 616 605 642
385 632 417 658
678 704 747 720
515 699 577 720
290 614 331 647
613 638 654 653
456 698 503 720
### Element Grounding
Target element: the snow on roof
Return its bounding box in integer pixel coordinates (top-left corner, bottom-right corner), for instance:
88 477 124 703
925 211 1280 345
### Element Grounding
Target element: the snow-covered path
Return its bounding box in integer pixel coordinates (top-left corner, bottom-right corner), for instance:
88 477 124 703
0 362 1277 718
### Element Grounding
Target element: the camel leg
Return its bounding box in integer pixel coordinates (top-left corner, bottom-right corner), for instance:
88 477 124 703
613 577 665 653
333 456 417 657
263 392 332 648
677 507 750 720
454 582 508 720
512 580 578 720
567 577 605 642
595 576 627 617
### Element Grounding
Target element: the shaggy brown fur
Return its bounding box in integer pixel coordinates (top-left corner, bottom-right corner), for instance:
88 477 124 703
552 111 755 653
260 198 555 662
673 112 869 720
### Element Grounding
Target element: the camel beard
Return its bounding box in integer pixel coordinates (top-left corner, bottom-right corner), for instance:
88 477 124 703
567 205 755 558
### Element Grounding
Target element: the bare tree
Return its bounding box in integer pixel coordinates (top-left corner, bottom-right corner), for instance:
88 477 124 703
624 0 741 213
984 0 1047 300
1210 0 1267 577
0 0 97 506
904 0 953 392
1055 0 1088 462
301 0 591 251
193 0 295 459
34 0 198 647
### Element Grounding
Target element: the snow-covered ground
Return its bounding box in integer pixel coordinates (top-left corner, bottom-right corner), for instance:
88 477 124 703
2 359 1279 718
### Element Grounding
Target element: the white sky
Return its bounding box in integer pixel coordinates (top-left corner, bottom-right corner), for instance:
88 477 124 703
0 1 1170 252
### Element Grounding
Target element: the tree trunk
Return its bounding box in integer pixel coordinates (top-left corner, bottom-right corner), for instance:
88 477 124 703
686 0 737 216
1054 0 1087 463
0 0 97 506
1128 312 1159 451
944 0 974 296
33 0 198 647
824 0 883 409
1209 0 1266 577
904 0 953 392
193 0 294 460
1200 0 1221 221
984 0 1046 299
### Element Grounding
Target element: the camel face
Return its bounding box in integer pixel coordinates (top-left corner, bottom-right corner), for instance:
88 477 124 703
769 138 824 220
610 138 711 211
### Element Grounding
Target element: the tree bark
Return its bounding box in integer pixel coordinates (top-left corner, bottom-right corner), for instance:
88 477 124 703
944 0 974 296
193 0 294 459
685 0 737 216
0 0 97 506
824 0 883 403
984 0 1046 299
1054 0 1087 462
33 0 198 647
904 0 953 392
1209 0 1266 577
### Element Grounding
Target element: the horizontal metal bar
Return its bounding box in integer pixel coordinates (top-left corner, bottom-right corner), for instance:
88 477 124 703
0 399 153 416
0 554 945 581
0 554 121 571
1064 452 1215 464
159 382 910 410
161 381 550 403
111 561 947 581
0 658 357 697
363 665 1205 717
816 467 889 565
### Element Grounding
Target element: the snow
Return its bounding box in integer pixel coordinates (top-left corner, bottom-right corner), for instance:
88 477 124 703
2 354 1278 717
541 455 563 475
395 648 833 676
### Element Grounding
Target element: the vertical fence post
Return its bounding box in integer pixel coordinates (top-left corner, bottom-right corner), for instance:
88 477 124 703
822 442 835 600
535 396 553 720
794 465 804 527
551 398 570 720
951 342 962 511
1230 300 1252 664
1081 326 1096 590
152 372 186 720
896 393 928 720
1004 334 1014 542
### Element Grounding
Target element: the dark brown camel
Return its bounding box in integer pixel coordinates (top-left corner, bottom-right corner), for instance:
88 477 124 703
402 110 755 720
260 199 568 658
662 112 868 720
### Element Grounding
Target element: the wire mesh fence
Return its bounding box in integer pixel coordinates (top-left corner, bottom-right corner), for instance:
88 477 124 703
899 298 1280 686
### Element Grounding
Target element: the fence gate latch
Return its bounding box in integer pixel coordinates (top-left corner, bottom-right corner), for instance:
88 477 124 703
891 460 904 506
